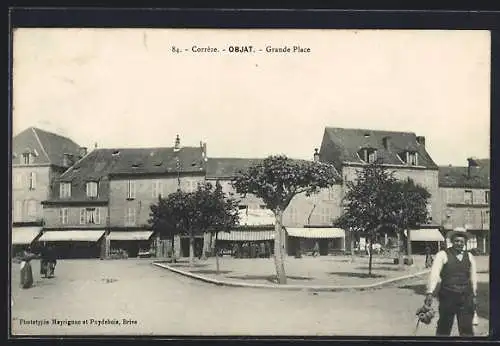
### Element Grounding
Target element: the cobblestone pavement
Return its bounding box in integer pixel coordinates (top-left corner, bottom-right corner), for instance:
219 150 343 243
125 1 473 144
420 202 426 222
10 258 489 337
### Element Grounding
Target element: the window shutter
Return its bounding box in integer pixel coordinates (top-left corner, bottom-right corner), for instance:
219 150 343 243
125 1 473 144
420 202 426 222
31 172 37 189
95 208 101 224
80 208 86 224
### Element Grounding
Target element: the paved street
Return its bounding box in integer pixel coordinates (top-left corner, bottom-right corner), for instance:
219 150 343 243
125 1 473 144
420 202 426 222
11 258 489 337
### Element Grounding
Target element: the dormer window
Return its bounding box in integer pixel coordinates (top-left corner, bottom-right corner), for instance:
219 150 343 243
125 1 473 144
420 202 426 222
399 151 419 166
60 182 72 198
22 152 32 165
86 181 98 198
358 148 377 164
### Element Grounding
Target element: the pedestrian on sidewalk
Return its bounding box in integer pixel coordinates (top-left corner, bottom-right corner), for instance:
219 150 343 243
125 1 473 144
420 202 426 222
20 247 36 289
424 229 477 336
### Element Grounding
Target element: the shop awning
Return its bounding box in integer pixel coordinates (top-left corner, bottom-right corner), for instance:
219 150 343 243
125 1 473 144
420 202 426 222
217 230 275 241
38 230 106 242
286 228 346 239
12 227 42 245
409 229 444 242
108 231 154 241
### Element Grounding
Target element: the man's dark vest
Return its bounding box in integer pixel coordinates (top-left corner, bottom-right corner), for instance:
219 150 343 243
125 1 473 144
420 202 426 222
440 248 472 293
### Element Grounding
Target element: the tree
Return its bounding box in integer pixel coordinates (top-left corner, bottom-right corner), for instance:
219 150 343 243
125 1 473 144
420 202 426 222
208 181 240 274
334 163 398 276
149 192 184 263
231 155 338 284
334 163 431 275
390 178 432 263
149 182 239 267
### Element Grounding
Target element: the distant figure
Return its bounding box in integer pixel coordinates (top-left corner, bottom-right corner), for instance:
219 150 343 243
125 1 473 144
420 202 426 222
312 242 320 257
20 248 35 289
425 245 434 269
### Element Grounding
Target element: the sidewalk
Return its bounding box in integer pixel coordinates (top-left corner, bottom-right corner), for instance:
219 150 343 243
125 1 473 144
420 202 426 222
154 254 442 290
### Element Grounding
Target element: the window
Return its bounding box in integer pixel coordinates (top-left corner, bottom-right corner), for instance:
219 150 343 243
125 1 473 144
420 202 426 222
59 208 69 224
86 182 98 198
407 152 418 166
358 148 377 163
482 210 490 226
22 153 32 164
464 190 473 204
467 236 477 250
465 210 473 225
83 208 101 224
125 207 136 225
399 151 419 166
29 172 36 190
126 180 136 199
13 173 23 189
60 182 72 198
15 200 22 220
485 191 490 204
152 180 163 198
328 187 337 200
27 200 37 217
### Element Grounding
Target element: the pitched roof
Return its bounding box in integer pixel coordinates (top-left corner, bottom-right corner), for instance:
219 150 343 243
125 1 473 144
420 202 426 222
206 157 341 180
206 158 264 178
45 146 205 203
319 127 438 171
12 127 81 167
438 159 490 188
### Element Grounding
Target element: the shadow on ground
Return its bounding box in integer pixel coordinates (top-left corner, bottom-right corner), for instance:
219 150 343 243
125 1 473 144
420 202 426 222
328 272 386 279
189 269 232 275
169 263 209 268
398 282 489 320
355 266 406 272
226 274 314 283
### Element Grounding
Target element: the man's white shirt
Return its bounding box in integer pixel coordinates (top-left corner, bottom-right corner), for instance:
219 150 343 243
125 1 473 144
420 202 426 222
426 249 477 296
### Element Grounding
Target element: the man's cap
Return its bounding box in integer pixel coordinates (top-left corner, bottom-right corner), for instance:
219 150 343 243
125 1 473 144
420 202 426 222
446 227 472 241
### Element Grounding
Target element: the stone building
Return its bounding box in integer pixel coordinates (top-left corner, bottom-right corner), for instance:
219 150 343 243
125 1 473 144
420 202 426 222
438 158 490 254
11 127 81 253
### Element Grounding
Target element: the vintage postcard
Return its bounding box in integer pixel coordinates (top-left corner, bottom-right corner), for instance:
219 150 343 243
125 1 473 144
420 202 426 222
10 26 490 337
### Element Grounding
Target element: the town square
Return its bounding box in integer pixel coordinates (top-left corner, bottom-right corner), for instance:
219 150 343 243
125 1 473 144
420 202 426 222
10 28 490 337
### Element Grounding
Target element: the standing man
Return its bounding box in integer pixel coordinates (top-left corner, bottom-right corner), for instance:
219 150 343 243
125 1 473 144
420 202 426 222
424 229 478 336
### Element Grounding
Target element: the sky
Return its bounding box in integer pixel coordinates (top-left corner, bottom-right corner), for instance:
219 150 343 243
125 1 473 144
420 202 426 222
12 29 490 166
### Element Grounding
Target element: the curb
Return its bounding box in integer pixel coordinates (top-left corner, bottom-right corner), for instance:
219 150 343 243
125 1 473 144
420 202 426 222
153 262 430 292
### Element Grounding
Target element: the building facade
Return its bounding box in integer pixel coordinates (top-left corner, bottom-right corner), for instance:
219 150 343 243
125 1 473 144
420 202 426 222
11 127 82 252
41 138 207 259
318 127 441 252
438 158 490 254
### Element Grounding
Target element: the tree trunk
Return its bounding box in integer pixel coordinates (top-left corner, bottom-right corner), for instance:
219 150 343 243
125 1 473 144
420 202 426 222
406 229 413 265
397 231 403 267
189 232 195 266
215 232 220 274
171 236 176 263
350 230 355 263
273 209 287 284
368 236 373 276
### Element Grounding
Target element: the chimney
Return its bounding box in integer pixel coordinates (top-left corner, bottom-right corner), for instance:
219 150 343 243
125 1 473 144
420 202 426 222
173 134 180 152
62 153 73 168
416 136 426 147
78 147 88 158
467 157 479 178
313 148 320 162
382 136 391 150
202 142 207 161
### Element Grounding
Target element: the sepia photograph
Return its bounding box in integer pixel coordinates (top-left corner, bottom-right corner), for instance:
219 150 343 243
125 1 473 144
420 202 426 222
10 26 490 337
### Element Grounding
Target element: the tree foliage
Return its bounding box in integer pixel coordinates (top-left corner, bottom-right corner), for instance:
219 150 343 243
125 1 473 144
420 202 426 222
334 162 431 274
231 155 338 211
231 155 338 284
149 182 240 264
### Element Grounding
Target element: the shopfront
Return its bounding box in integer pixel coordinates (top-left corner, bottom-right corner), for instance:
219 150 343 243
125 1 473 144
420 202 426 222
286 227 346 256
37 230 106 259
